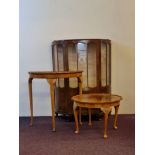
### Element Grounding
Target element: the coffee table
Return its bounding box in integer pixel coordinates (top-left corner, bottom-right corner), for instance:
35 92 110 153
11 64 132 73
72 93 122 138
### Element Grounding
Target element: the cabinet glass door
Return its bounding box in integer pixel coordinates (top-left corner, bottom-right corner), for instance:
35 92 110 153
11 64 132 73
77 41 87 88
101 43 107 87
68 43 78 88
57 45 64 88
87 43 96 88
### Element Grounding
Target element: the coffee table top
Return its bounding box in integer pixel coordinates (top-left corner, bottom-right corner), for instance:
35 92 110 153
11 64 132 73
72 93 122 105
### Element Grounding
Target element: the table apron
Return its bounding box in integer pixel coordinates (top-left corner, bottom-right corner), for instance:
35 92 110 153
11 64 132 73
75 102 120 109
29 74 82 79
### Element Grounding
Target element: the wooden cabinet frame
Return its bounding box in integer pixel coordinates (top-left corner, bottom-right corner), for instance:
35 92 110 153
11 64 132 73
52 39 111 115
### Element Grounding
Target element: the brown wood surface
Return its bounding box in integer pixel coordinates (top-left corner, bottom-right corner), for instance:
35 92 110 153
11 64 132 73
72 93 122 105
52 39 111 115
28 71 83 131
72 93 122 139
29 71 82 78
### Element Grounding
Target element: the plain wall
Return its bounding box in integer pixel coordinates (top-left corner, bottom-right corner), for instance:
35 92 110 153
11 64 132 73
19 0 135 116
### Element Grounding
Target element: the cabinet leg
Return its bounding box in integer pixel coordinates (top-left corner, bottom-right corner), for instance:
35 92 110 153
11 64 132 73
55 112 58 118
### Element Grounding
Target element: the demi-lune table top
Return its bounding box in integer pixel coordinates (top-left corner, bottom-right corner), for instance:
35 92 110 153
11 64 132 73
28 71 83 79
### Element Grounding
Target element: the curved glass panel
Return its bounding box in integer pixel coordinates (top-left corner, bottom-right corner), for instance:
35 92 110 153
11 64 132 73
106 44 110 85
77 42 87 88
53 45 58 71
57 45 64 88
57 45 64 71
101 43 106 86
87 43 96 88
68 44 78 88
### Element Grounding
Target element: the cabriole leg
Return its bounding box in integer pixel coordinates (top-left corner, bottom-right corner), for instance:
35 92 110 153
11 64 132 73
73 102 79 134
28 78 33 126
113 105 120 129
101 107 112 138
48 79 56 132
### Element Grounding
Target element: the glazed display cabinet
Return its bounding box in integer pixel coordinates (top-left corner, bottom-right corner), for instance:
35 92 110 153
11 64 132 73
52 39 111 116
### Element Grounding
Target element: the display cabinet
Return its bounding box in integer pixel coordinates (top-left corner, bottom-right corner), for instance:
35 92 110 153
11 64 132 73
51 39 111 115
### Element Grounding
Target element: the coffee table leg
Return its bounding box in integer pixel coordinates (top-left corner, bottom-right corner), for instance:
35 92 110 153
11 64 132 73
78 76 83 125
79 107 82 125
101 107 112 138
113 105 120 129
73 102 79 134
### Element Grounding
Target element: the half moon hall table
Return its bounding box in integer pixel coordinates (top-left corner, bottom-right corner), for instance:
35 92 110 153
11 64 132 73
28 71 83 131
72 93 122 138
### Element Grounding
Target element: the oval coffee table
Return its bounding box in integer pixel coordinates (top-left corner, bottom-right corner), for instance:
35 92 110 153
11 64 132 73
72 93 122 138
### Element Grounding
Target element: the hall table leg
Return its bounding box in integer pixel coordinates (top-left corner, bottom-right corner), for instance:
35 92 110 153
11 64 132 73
47 79 56 132
28 78 33 126
101 107 112 138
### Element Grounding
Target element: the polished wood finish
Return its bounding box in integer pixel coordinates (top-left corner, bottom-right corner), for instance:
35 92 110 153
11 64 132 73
72 93 122 138
47 79 56 131
52 39 111 115
28 78 33 126
28 71 83 131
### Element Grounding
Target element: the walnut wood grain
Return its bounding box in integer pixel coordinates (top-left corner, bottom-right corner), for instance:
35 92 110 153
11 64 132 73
28 71 83 131
72 93 122 139
52 39 111 115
